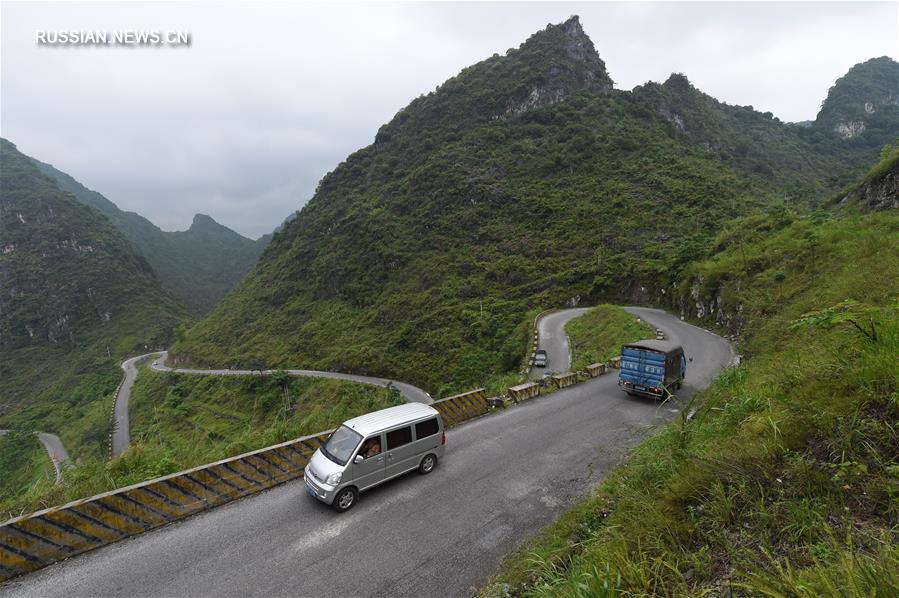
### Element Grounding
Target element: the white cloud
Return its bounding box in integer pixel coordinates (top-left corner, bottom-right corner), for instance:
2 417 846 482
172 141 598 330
2 1 896 238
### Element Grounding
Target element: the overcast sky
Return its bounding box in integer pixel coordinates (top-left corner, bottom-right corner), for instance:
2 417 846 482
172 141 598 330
2 2 897 239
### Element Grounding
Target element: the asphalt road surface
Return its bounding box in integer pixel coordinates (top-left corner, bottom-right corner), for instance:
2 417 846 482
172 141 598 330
35 433 71 484
1 429 71 485
112 353 158 457
529 307 589 379
1 308 732 597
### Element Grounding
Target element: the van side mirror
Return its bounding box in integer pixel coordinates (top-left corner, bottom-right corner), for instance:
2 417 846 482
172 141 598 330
354 455 364 464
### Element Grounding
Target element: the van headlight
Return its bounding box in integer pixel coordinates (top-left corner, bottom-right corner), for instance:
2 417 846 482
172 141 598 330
325 472 342 486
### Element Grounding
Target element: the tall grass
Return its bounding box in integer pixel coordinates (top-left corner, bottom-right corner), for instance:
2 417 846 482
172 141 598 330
484 212 899 597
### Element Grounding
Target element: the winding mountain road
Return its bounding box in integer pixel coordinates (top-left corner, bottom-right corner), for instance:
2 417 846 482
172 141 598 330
35 433 71 484
3 307 733 597
110 351 432 457
0 430 70 485
151 352 431 404
529 307 590 378
111 353 157 457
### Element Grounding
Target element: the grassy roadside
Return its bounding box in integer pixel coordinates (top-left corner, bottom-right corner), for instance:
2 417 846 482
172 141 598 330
0 431 52 517
483 211 898 596
0 369 402 521
565 305 655 372
126 365 404 470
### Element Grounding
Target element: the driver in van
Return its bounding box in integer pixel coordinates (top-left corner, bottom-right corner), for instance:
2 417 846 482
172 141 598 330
360 437 381 459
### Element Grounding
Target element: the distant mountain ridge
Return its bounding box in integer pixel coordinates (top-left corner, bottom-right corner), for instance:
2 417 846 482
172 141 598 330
0 138 189 419
30 157 269 315
172 17 899 394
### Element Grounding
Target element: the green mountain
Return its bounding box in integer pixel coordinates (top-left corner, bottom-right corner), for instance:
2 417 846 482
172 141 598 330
31 158 269 316
174 17 898 395
815 56 899 140
0 139 189 451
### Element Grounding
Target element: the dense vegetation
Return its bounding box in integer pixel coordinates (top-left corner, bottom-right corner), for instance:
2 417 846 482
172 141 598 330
32 158 269 316
0 367 401 519
815 57 899 137
174 17 897 398
0 431 51 517
485 202 898 595
0 138 192 506
128 367 402 468
565 305 654 372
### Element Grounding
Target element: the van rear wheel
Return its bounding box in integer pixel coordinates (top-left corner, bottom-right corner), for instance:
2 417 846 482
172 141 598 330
333 486 358 512
419 454 437 474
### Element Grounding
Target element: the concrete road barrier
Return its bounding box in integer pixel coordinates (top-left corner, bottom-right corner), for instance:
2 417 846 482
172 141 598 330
609 356 622 369
508 382 540 402
432 388 490 427
551 373 577 389
0 431 331 582
586 363 608 377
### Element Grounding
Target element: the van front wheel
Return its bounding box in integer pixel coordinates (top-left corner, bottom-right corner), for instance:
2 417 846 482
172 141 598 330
333 486 358 512
419 454 437 474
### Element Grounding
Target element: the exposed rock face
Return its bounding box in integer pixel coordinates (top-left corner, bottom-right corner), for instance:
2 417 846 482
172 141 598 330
835 121 866 139
503 16 612 117
0 138 178 350
815 56 899 138
840 157 899 211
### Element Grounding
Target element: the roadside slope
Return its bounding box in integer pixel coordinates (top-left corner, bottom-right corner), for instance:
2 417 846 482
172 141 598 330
111 351 430 457
487 209 898 596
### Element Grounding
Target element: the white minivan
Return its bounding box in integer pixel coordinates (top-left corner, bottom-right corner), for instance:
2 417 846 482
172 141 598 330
304 403 445 512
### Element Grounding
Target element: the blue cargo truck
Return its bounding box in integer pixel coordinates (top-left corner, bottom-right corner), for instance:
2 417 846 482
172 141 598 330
618 340 686 399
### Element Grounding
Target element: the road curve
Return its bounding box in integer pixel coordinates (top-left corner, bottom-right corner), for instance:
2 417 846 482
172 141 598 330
35 433 71 485
2 309 733 597
151 351 432 404
111 353 158 457
110 352 432 457
1 430 71 485
529 307 590 379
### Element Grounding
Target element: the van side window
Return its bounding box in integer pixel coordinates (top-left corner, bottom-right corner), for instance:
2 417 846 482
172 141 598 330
386 426 412 449
415 418 439 439
359 437 381 458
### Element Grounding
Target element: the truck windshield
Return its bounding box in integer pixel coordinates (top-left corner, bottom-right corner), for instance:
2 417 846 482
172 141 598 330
321 426 362 466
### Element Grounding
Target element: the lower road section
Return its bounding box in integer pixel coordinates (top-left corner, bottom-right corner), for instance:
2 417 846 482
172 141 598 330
1 430 71 485
35 433 71 484
111 353 157 457
151 352 432 405
110 352 432 457
529 307 589 379
2 308 732 597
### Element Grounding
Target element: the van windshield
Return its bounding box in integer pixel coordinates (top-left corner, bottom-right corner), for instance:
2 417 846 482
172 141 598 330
321 425 362 466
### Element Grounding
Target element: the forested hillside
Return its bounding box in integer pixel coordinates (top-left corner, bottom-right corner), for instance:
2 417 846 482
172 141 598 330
0 139 189 454
31 158 269 315
174 17 898 395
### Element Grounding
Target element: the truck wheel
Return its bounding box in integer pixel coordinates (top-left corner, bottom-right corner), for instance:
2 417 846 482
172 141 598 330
419 454 437 474
332 486 358 512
